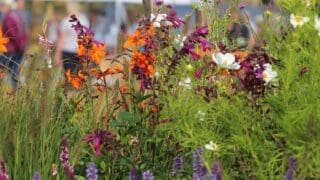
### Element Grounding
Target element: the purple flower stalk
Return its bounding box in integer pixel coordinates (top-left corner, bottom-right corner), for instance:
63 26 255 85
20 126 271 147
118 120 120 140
171 156 183 177
86 163 98 180
60 137 75 180
0 160 9 180
211 161 222 180
284 157 297 180
142 170 154 180
193 147 206 180
129 168 138 180
32 172 41 180
155 0 163 6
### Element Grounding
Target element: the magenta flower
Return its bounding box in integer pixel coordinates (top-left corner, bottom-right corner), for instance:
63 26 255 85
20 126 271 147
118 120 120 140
0 160 9 180
193 26 209 37
166 10 185 29
83 129 120 156
155 0 163 6
60 137 75 180
199 37 212 51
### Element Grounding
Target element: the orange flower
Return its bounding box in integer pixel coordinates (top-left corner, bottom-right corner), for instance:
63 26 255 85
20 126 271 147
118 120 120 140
0 28 9 53
195 47 211 58
130 50 156 76
65 69 72 81
89 43 106 64
70 77 83 89
77 45 87 57
123 30 146 49
233 50 248 61
65 69 87 89
119 85 129 92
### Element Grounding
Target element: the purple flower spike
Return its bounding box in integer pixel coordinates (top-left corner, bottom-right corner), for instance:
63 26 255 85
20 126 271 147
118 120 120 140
193 147 206 180
171 156 183 177
129 168 139 180
142 170 154 180
155 0 163 6
284 157 297 180
86 163 98 180
0 160 9 180
32 172 41 180
60 137 75 180
211 161 222 180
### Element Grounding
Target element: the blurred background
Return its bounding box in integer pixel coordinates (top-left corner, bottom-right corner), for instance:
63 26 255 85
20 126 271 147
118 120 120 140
0 0 277 53
0 0 278 88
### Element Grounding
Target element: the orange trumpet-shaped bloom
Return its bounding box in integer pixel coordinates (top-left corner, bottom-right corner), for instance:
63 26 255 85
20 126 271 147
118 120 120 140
123 30 146 49
65 69 87 89
0 28 9 53
89 43 106 64
77 43 107 64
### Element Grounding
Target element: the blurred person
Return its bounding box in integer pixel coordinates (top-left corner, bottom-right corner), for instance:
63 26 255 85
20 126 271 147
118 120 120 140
0 0 28 89
54 2 89 75
45 3 59 43
227 6 255 50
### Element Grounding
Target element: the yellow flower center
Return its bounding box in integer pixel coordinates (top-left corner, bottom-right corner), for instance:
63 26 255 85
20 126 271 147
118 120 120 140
294 16 303 23
262 71 268 79
222 59 229 66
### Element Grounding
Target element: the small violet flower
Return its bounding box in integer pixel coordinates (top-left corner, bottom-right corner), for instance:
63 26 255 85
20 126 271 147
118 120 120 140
32 172 41 180
212 52 241 70
129 168 139 180
142 170 154 180
290 14 309 28
171 156 183 177
86 163 98 180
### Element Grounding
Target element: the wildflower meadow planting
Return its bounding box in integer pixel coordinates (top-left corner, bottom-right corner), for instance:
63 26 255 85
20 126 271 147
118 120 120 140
0 0 320 179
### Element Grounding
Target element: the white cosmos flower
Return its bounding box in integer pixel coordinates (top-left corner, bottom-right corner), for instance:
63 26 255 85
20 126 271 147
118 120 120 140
150 13 170 28
174 34 187 48
315 15 320 36
290 14 309 28
212 52 240 70
178 77 192 89
262 63 277 84
205 141 218 151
